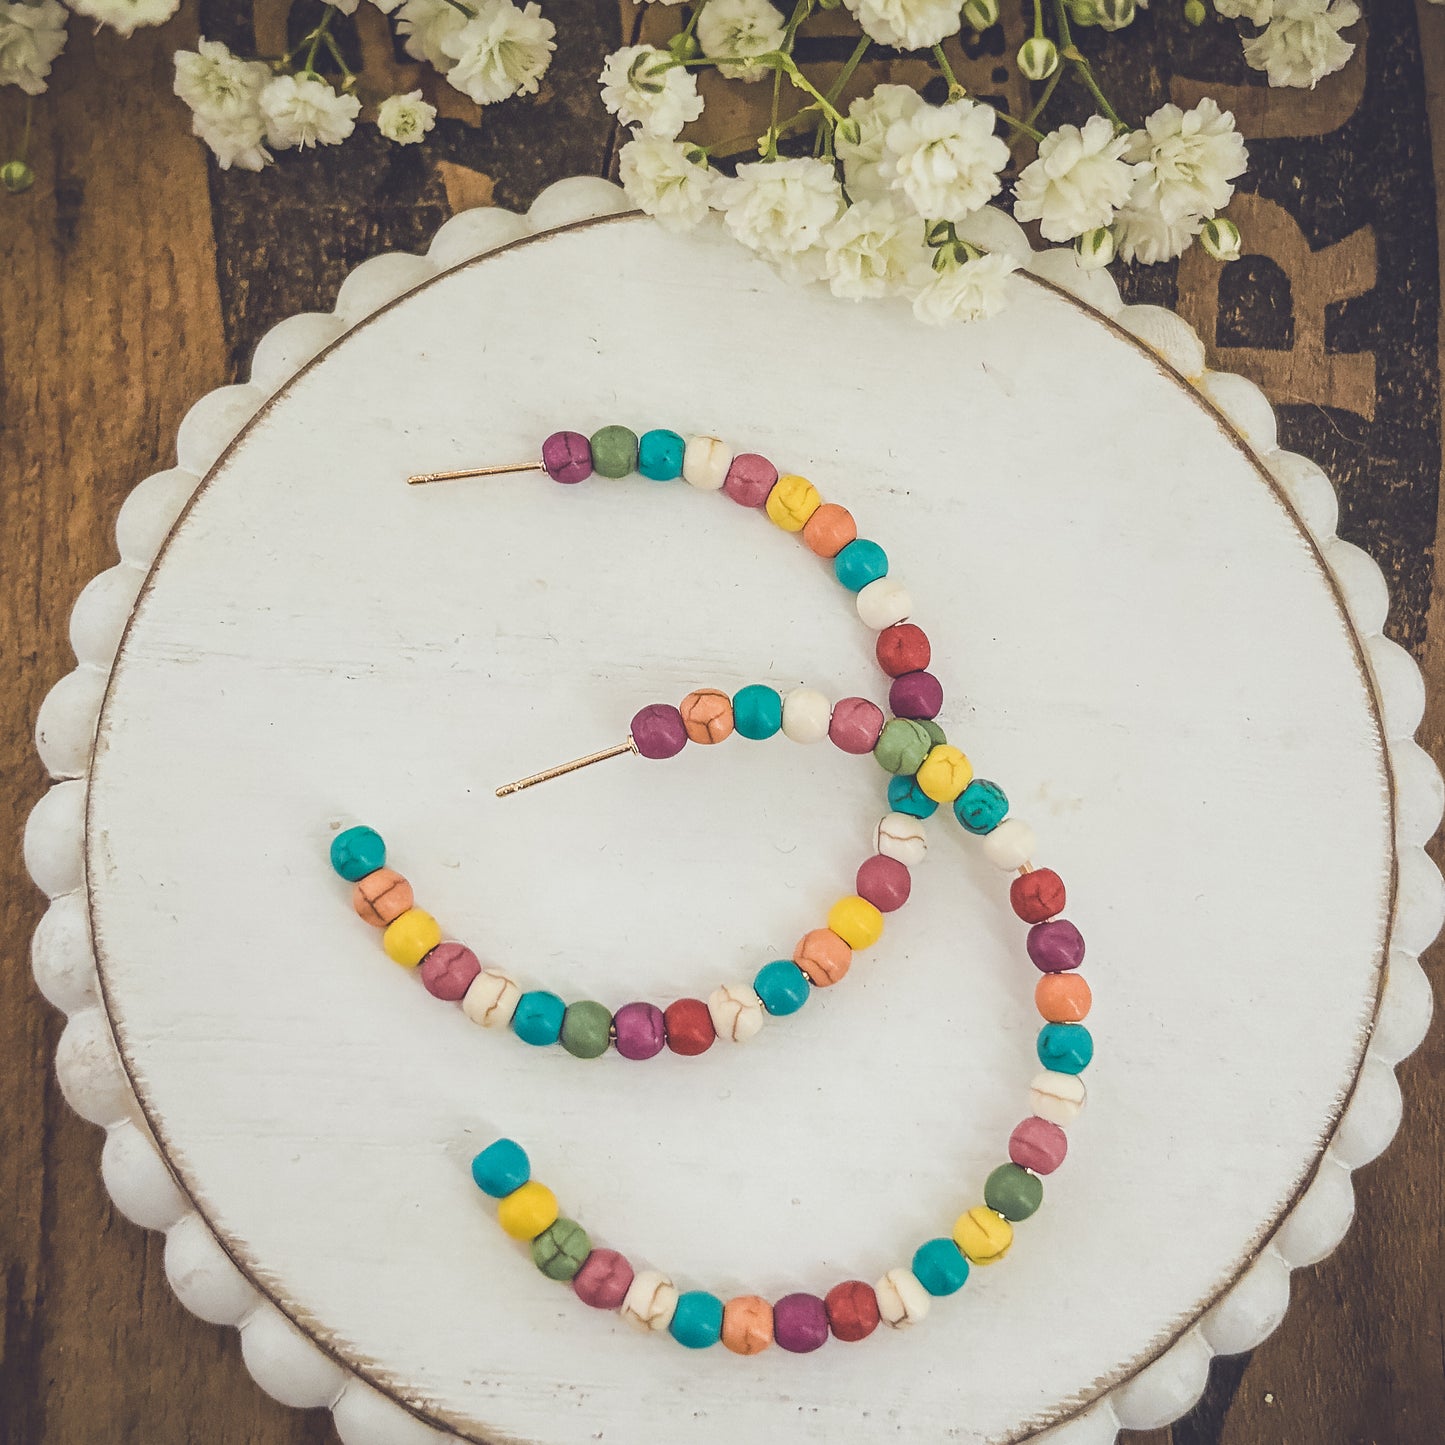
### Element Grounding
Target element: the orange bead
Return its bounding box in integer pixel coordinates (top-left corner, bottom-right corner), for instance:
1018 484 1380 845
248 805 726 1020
679 688 735 744
722 1295 774 1355
802 503 857 558
1035 972 1092 1022
792 928 852 987
352 868 414 928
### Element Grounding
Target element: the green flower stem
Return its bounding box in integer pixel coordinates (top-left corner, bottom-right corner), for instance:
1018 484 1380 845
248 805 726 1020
1052 0 1125 130
1032 0 1046 37
995 109 1045 142
1021 64 1063 129
777 56 843 123
824 34 872 106
931 43 964 98
442 0 477 15
323 31 356 83
681 0 711 41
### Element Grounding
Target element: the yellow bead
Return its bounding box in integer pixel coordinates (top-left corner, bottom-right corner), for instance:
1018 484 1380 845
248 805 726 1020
765 474 822 533
953 1206 1013 1265
827 895 884 950
916 744 973 803
498 1180 559 1240
382 908 441 968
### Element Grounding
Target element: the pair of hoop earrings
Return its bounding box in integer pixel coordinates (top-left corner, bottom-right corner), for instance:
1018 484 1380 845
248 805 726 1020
327 423 1095 1356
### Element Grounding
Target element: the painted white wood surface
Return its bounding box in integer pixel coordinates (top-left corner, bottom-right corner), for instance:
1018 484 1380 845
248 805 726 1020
79 212 1400 1444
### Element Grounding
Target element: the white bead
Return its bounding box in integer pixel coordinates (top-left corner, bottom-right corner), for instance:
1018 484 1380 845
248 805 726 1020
55 1008 133 1126
240 1305 347 1408
855 576 912 630
1029 1069 1086 1126
461 968 520 1028
334 1380 455 1445
781 687 831 743
876 812 927 866
708 983 765 1042
31 892 100 1015
619 1269 678 1332
165 1212 261 1326
875 1268 931 1328
683 435 731 490
333 252 434 326
982 816 1035 870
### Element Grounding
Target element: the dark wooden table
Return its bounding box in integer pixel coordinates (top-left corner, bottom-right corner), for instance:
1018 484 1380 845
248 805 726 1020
3 3 1444 1441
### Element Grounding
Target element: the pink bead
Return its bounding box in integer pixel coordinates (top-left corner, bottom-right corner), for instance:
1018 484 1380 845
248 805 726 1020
418 943 481 1002
542 430 592 484
888 670 944 720
1027 919 1085 973
856 854 911 913
722 452 778 507
573 1248 634 1309
613 1001 666 1059
630 704 688 760
1009 1116 1068 1174
828 697 885 754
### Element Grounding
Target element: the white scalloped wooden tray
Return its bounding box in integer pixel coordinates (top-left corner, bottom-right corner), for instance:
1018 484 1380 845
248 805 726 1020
26 178 1444 1445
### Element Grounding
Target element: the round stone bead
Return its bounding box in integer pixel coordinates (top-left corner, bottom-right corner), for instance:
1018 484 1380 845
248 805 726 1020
722 1295 774 1355
637 428 685 480
781 687 832 743
793 928 851 987
532 1218 591 1281
663 997 716 1055
1036 972 1093 1022
876 623 930 677
542 430 592 484
889 670 944 722
888 774 939 818
916 743 972 802
1038 1021 1094 1074
856 854 911 913
560 1000 613 1059
874 718 933 775
462 967 521 1028
331 825 385 881
573 1248 634 1309
773 1293 829 1353
1030 1069 1087 1126
589 425 637 478
875 1268 930 1329
679 688 734 744
954 779 1009 834
733 684 783 740
834 538 888 592
876 812 927 866
471 1138 530 1198
708 983 765 1042
1012 867 1066 923
419 942 481 1001
1028 919 1085 972
683 435 731 490
911 1238 970 1296
801 502 857 557
827 895 884 950
621 1270 678 1332
1010 1116 1069 1175
497 1180 558 1240
630 703 688 760
953 1206 1013 1265
754 959 810 1016
985 1163 1044 1222
511 990 566 1047
352 868 414 927
613 1001 666 1059
765 473 822 532
383 909 441 968
722 452 778 507
983 817 1036 870
829 697 885 754
856 577 912 631
825 1280 880 1342
669 1290 724 1349
919 718 947 748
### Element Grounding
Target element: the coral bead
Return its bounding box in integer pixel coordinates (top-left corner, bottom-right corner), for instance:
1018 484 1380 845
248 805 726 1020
631 704 688 760
792 928 852 987
573 1249 634 1309
825 1280 880 1342
856 577 912 630
876 812 927 866
497 1180 558 1240
613 1001 667 1060
683 435 731 490
828 697 885 754
874 717 932 774
1010 1116 1069 1175
732 684 783 740
722 452 778 507
1028 919 1085 972
1035 972 1092 1022
1038 1022 1093 1074
670 1291 724 1349
916 743 973 802
985 1163 1043 1221
856 854 911 912
1012 867 1066 923
954 779 1008 834
512 990 566 1046
773 1293 829 1353
953 1206 1013 1265
351 868 414 927
637 428 685 480
663 997 716 1055
589 425 637 478
834 538 888 592
679 688 734 743
911 1238 970 1296
382 909 441 968
781 687 832 743
331 825 385 881
754 959 811 1016
541 430 592 484
765 473 822 531
890 670 944 721
827 895 884 950
876 623 930 677
419 942 481 1001
722 1295 774 1355
471 1138 529 1198
802 502 857 557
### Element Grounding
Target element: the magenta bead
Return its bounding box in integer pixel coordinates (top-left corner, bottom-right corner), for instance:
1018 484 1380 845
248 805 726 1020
542 430 593 484
630 704 689 760
613 1001 666 1060
1027 919 1085 973
856 854 911 913
418 942 481 1001
573 1248 635 1308
888 670 944 720
1009 1116 1068 1175
828 697 885 754
722 452 778 507
773 1293 829 1353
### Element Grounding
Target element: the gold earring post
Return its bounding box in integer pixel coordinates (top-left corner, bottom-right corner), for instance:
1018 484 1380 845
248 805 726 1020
495 738 639 798
407 461 544 485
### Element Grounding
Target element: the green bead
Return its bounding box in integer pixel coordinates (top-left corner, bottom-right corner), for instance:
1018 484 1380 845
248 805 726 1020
637 428 685 480
590 425 638 478
733 684 783 740
560 1000 613 1059
985 1163 1044 1221
874 718 932 774
754 959 810 1016
531 1218 591 1281
919 718 947 748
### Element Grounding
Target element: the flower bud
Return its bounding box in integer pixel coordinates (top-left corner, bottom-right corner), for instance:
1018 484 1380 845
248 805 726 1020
1074 226 1116 269
1201 216 1242 262
962 0 1001 29
1067 0 1099 23
1 159 34 194
1017 36 1060 80
667 31 700 62
834 117 862 148
1184 0 1206 23
1094 0 1137 29
925 219 954 246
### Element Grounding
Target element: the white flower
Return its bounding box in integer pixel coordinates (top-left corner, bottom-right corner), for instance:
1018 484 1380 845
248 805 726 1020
618 136 716 231
880 98 1009 222
1213 0 1272 18
835 83 923 201
259 73 361 150
843 0 965 49
369 0 404 11
599 44 703 140
174 38 273 171
0 0 66 96
822 199 922 299
65 0 178 37
440 0 554 105
1242 0 1359 88
911 249 1018 325
697 0 785 82
1111 179 1204 263
396 0 468 70
1126 98 1247 225
326 0 360 11
377 89 436 143
1013 114 1137 242
716 156 843 259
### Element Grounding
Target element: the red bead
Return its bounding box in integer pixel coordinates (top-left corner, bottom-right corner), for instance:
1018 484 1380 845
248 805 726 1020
664 997 716 1055
875 623 930 678
856 854 911 913
1010 867 1066 923
825 1280 880 1342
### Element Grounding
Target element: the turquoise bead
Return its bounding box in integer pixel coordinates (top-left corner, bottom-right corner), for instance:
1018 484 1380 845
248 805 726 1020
330 825 385 881
888 774 939 818
955 779 1009 834
512 990 566 1047
912 1237 970 1296
733 684 783 740
637 428 685 480
669 1290 724 1348
471 1138 530 1198
754 959 810 1016
1038 1022 1093 1074
834 538 888 592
